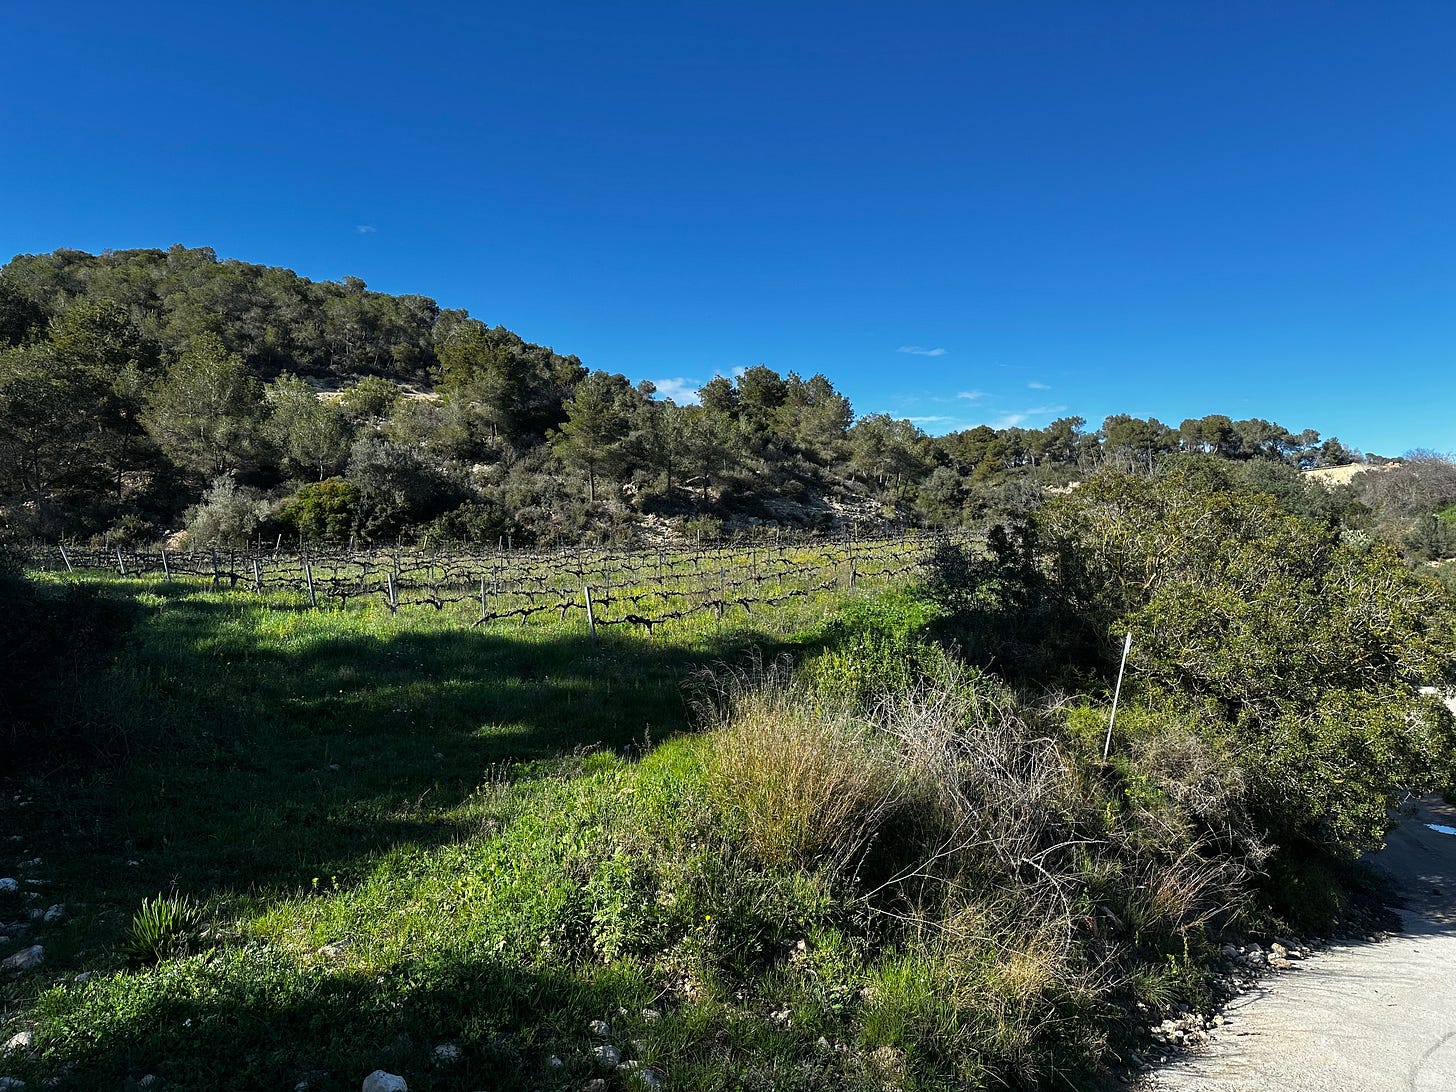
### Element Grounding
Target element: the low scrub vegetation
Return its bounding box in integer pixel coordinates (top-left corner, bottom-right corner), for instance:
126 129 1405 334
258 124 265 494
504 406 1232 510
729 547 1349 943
120 893 205 967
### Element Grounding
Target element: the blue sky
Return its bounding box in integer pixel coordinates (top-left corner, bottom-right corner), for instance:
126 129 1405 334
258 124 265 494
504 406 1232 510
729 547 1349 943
3 1 1452 456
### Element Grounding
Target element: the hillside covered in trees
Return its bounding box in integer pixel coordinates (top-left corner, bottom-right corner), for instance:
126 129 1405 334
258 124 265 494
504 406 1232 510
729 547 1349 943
1 245 1447 553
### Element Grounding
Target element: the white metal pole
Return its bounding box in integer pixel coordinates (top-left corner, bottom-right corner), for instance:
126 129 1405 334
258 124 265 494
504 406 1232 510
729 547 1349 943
1103 631 1133 761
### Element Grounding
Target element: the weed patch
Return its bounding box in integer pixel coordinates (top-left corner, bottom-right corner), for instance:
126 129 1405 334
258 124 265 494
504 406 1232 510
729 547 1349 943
120 893 206 966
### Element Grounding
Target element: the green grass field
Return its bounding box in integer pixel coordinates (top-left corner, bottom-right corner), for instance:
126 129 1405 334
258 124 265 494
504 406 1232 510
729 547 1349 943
2 566 915 1091
4 546 1259 1092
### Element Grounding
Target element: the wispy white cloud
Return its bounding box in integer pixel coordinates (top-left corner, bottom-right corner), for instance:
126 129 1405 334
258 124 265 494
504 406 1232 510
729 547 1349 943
649 377 701 404
355 224 377 234
906 415 956 425
646 366 749 403
898 346 948 357
982 405 1067 429
956 389 986 401
1028 380 1050 390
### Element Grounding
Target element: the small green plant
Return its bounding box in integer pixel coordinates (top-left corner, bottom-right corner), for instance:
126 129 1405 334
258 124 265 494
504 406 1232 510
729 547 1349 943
121 892 204 965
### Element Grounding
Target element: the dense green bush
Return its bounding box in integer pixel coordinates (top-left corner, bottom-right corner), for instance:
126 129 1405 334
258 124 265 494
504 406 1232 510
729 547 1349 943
276 476 358 541
183 474 270 545
1405 512 1456 559
931 467 1456 859
346 436 467 541
421 498 515 545
924 520 1105 681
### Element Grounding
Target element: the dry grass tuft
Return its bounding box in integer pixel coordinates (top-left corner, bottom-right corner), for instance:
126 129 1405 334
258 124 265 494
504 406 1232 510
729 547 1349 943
701 663 908 871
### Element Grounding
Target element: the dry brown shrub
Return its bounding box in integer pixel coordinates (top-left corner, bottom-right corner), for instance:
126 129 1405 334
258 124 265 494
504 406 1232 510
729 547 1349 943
862 673 1093 929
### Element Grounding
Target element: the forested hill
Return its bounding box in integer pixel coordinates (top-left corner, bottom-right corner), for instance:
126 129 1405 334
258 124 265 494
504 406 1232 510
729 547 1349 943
0 244 588 386
0 245 1424 550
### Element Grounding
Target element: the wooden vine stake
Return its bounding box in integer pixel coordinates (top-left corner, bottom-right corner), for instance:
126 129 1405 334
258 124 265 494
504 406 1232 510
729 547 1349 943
252 559 263 593
304 562 317 609
479 575 488 624
58 542 73 573
160 549 170 580
115 545 127 576
1102 632 1133 761
386 572 398 612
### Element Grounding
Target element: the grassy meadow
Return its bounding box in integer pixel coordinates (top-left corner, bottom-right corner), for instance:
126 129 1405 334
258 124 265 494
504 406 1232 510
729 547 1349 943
8 511 1430 1092
2 558 963 1090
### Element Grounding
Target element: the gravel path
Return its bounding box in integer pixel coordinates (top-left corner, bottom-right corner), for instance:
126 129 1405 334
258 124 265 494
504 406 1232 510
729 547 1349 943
1144 796 1456 1092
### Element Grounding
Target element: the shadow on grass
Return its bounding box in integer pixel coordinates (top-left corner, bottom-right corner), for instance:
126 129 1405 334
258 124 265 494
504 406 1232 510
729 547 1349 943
1 582 813 935
15 948 651 1091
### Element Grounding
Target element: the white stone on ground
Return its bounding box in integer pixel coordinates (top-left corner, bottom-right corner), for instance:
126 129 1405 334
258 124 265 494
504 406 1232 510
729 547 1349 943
361 1072 407 1092
1 946 43 973
431 1043 462 1066
593 1043 621 1068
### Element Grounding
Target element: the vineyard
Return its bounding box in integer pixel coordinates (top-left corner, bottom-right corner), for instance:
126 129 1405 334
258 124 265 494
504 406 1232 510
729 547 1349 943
28 534 941 633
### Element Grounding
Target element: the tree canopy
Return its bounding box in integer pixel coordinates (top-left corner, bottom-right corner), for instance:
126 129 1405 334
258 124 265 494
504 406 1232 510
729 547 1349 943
0 245 1414 547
